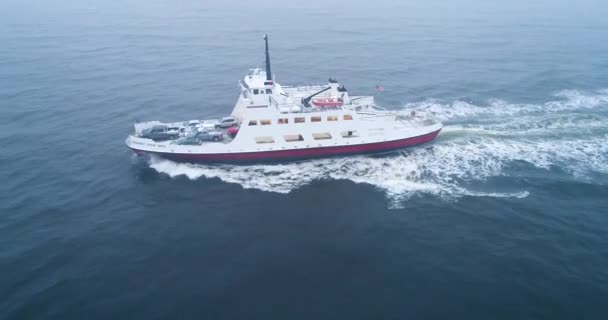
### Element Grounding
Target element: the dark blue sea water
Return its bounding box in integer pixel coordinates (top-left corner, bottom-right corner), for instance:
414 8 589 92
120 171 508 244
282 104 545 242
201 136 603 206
2 0 608 318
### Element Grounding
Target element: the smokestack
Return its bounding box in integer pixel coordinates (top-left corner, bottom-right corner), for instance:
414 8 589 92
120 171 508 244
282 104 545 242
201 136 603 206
264 34 272 81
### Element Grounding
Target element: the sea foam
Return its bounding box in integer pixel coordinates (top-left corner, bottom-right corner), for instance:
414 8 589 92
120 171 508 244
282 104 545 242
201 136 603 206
146 89 608 204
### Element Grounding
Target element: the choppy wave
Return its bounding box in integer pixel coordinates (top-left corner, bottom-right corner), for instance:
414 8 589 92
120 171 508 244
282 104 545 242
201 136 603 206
146 89 608 205
411 89 608 121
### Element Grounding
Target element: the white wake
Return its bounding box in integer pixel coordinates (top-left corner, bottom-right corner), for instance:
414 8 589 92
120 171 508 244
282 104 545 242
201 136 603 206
145 89 608 204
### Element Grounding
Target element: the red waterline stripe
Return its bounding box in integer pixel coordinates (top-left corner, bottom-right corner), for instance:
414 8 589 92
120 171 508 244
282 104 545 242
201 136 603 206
132 129 441 162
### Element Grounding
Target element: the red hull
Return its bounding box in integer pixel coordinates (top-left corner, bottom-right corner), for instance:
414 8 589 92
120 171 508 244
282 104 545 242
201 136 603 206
133 129 441 163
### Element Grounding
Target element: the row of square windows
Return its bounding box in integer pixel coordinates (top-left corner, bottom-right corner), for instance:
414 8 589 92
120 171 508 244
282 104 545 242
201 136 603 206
255 131 359 144
252 89 273 95
249 114 353 126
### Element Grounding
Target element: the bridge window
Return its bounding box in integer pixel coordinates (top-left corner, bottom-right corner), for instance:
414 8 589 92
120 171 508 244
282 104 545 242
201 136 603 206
295 117 305 123
327 115 338 121
284 134 304 142
266 89 272 94
248 120 257 126
341 130 359 138
255 136 275 144
311 116 322 122
260 119 272 125
344 114 353 120
312 132 332 140
253 89 259 95
278 118 289 124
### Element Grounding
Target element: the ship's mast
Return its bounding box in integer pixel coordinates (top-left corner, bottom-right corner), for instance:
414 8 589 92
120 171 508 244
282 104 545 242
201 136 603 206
264 34 272 82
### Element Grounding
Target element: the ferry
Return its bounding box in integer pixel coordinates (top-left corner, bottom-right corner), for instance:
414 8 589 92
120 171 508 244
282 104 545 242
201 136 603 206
126 35 443 163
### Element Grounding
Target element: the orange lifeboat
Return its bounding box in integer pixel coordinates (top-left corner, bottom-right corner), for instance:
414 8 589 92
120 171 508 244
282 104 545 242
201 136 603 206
311 98 343 108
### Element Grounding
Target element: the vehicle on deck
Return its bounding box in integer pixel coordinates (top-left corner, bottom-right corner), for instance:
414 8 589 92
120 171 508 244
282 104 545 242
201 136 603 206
202 119 220 130
196 130 223 142
167 127 181 136
186 120 200 127
141 125 179 141
227 126 239 138
218 116 238 128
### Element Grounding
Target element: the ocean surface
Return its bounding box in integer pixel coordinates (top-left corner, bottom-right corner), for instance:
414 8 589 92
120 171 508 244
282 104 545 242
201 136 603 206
2 0 608 318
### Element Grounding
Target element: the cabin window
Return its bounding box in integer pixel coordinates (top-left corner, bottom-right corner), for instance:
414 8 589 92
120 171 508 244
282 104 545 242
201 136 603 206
327 115 338 121
312 132 332 140
344 114 353 120
255 136 275 144
278 118 289 124
283 134 304 142
248 120 257 126
260 119 272 125
253 89 259 95
266 89 272 94
295 117 305 123
311 116 322 122
341 130 359 138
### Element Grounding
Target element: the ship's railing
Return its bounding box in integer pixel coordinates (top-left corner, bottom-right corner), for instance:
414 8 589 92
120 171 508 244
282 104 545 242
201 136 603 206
269 94 382 114
269 95 304 113
282 84 328 91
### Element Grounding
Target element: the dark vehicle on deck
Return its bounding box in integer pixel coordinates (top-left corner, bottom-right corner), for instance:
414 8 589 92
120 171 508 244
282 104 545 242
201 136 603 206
141 125 179 141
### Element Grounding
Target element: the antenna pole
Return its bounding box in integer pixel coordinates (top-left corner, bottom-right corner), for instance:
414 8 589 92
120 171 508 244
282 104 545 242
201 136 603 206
264 34 272 81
